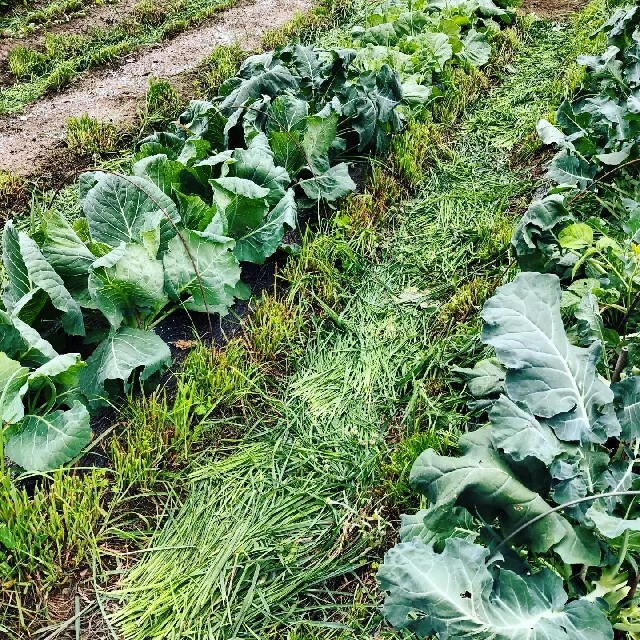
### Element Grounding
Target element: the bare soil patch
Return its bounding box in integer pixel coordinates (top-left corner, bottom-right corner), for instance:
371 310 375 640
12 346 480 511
0 0 312 179
520 0 586 18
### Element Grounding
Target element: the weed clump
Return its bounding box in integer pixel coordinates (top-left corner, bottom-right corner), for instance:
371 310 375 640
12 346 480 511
7 46 47 80
143 77 183 126
0 171 26 214
195 43 246 97
65 114 121 155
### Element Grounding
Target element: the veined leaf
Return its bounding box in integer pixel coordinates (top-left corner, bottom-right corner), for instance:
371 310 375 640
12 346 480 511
378 538 612 640
210 177 270 239
5 401 91 471
234 189 297 264
410 428 600 565
613 376 640 442
0 353 29 424
81 172 181 253
481 272 620 444
88 243 168 330
163 230 243 314
299 163 356 202
80 328 171 406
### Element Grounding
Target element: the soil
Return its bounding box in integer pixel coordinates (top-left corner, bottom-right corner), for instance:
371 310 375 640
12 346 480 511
0 0 312 178
520 0 587 18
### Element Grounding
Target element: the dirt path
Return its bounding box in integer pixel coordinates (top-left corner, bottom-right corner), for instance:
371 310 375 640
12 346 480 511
0 0 312 178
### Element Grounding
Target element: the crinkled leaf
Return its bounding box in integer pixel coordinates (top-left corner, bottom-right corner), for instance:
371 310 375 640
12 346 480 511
210 177 270 239
459 29 491 67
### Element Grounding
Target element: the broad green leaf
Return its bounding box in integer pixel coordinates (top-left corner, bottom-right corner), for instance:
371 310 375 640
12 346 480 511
459 29 491 67
16 231 85 335
226 136 291 206
413 32 453 71
613 377 640 441
0 353 29 424
454 357 505 399
41 212 94 279
3 222 85 336
269 131 306 176
132 154 185 196
489 395 566 466
234 189 297 264
88 243 168 330
80 328 171 405
586 503 640 539
268 95 308 133
163 230 242 314
29 353 84 390
547 153 597 188
410 428 600 564
537 119 568 146
81 172 181 253
299 163 356 202
1 312 58 363
210 177 270 239
5 401 91 471
378 538 612 640
558 223 593 249
302 111 339 175
481 272 620 444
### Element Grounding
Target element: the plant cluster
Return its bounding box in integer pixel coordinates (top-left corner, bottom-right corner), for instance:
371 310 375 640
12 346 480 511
379 6 640 639
0 0 510 475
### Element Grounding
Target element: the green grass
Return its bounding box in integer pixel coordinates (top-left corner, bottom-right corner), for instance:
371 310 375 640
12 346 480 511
107 5 621 637
65 113 123 154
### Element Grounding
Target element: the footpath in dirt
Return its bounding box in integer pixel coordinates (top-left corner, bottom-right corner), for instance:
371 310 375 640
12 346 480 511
0 0 311 178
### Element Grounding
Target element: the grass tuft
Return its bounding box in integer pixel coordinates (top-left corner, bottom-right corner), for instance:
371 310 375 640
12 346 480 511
7 46 46 80
65 114 122 155
195 43 246 97
142 77 183 127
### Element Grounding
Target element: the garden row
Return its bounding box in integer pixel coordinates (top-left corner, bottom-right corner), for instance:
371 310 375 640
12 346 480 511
379 6 640 638
0 0 519 473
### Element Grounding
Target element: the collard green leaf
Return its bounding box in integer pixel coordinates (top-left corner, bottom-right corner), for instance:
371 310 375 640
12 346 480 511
210 177 270 239
5 401 91 471
586 503 640 539
459 29 491 67
132 154 185 197
378 538 612 640
233 189 297 264
302 111 339 175
41 212 94 279
0 353 29 424
88 243 168 330
299 163 356 202
81 172 180 253
547 153 597 188
481 272 620 444
163 230 242 314
454 357 505 399
80 328 171 406
225 136 291 206
410 428 600 564
613 376 640 442
489 395 566 466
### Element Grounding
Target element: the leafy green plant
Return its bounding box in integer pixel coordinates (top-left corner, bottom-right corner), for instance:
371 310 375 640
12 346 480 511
379 7 640 638
379 272 640 638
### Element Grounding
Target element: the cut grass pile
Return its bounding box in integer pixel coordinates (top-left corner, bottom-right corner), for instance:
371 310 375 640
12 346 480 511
108 2 620 638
